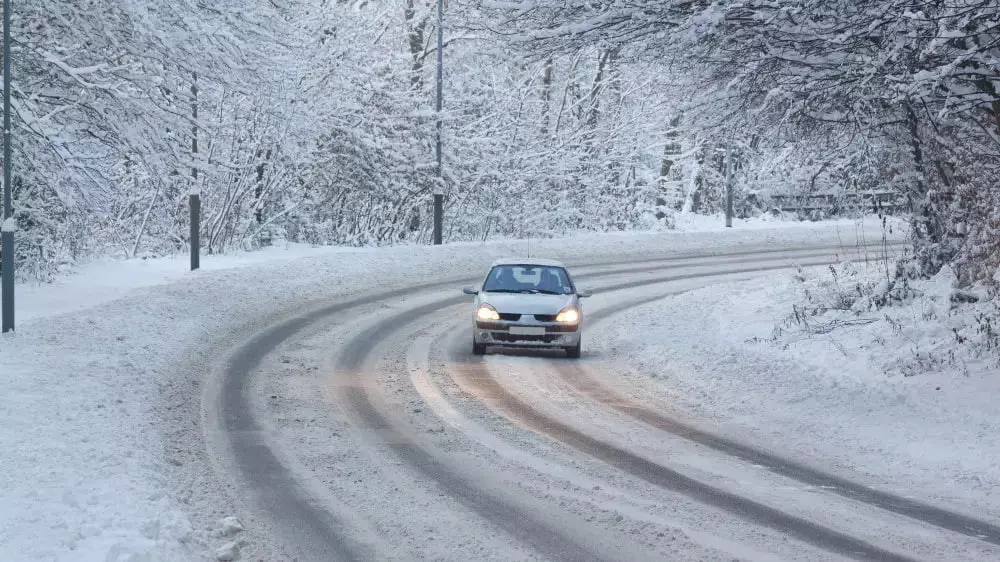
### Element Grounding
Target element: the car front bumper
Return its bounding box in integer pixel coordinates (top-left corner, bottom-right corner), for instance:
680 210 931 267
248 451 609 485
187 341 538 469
473 320 581 348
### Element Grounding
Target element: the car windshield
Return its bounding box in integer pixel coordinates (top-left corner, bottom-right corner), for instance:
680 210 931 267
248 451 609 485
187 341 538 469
482 265 575 295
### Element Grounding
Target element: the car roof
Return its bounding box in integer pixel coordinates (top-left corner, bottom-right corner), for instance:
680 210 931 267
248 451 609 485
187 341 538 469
490 257 567 268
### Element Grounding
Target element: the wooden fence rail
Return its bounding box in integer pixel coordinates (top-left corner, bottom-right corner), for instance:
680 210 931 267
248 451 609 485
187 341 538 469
767 191 908 215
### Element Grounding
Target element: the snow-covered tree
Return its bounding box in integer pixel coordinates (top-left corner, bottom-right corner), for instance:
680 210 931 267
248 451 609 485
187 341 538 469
483 0 1000 283
4 0 719 277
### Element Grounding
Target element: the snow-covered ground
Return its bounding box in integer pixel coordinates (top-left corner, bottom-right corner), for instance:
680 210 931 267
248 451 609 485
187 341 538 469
3 215 901 324
0 216 905 561
598 255 1000 522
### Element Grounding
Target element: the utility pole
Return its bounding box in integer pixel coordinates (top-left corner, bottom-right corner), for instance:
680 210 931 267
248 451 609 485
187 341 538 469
725 144 734 228
432 0 444 245
1 0 14 332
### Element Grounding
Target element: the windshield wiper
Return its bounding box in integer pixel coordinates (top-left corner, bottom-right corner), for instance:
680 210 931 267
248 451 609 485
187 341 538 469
484 288 564 295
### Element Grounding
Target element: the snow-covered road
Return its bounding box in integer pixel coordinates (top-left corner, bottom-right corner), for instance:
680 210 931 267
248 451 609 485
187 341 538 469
11 217 999 561
191 237 1000 561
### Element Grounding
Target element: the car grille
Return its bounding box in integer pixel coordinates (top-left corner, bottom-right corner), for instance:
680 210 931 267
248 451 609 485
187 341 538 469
532 314 557 322
498 313 521 321
477 323 576 333
492 333 562 343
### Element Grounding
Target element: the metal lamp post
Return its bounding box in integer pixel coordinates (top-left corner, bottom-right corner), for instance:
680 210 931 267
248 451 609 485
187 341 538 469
432 0 444 245
1 0 14 333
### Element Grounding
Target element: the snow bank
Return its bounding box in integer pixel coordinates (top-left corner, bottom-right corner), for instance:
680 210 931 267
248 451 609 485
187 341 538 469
5 215 904 325
0 217 905 561
668 211 907 234
600 257 1000 520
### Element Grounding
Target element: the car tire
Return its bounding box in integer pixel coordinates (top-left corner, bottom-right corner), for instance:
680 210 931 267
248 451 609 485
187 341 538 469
564 342 581 359
473 341 487 356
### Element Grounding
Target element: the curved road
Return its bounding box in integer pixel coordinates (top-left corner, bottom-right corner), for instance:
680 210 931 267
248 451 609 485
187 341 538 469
203 243 1000 561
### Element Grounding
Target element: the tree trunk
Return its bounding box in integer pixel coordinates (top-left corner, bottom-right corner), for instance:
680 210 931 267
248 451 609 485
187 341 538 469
587 50 611 129
405 0 427 91
904 101 935 242
541 57 553 136
255 148 271 224
659 116 683 209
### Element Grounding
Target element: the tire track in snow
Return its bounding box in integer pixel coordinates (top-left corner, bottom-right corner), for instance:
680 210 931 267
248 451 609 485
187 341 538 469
211 246 876 560
448 348 911 561
333 297 609 562
409 325 809 562
334 253 904 561
551 298 1000 550
441 264 914 562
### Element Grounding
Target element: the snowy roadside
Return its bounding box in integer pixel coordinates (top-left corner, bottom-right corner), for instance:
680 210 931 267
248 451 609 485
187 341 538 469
4 215 904 325
0 217 904 561
597 256 1000 524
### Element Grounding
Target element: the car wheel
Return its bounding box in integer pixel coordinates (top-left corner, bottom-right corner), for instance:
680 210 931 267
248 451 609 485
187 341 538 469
473 341 487 356
564 342 581 359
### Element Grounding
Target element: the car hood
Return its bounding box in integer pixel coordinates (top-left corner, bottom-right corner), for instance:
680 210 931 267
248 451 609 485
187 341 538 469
480 293 575 315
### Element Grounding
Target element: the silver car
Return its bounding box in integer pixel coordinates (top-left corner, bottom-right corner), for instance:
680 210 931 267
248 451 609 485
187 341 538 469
463 258 592 358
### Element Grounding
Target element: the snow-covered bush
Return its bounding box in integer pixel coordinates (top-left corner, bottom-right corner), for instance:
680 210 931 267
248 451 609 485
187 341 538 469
776 257 1000 375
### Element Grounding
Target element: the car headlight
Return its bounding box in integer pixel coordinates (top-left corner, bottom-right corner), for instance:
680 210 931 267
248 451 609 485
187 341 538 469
556 307 580 323
476 304 500 321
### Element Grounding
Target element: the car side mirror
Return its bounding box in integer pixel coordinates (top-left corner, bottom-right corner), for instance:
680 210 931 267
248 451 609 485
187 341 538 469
462 286 479 295
577 289 593 298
